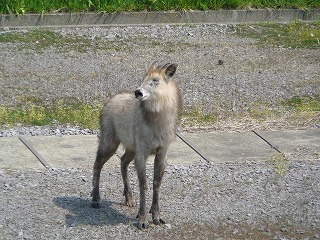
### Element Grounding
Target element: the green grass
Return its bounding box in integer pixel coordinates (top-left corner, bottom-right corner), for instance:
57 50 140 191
0 99 103 129
282 95 320 112
0 94 319 130
1 0 319 15
0 29 137 53
183 94 320 128
0 28 212 53
270 152 290 176
245 94 320 121
236 21 320 49
245 95 320 120
0 29 98 53
183 103 218 126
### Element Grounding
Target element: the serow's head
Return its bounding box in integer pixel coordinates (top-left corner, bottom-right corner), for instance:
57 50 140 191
134 62 177 102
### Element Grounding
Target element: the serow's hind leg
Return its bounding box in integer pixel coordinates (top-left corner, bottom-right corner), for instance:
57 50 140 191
120 150 135 207
91 141 119 209
150 146 168 225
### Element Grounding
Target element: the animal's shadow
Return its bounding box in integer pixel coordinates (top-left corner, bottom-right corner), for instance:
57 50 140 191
53 196 133 227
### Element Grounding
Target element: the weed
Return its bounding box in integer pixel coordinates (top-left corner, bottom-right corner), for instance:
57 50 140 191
314 152 320 159
247 101 279 120
282 95 320 112
182 104 218 126
270 152 290 176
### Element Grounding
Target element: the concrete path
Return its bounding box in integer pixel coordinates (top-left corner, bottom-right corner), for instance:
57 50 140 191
0 129 319 170
1 9 320 28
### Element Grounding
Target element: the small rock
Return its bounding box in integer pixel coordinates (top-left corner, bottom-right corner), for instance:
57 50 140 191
218 59 224 65
296 229 305 234
165 223 172 230
232 229 239 235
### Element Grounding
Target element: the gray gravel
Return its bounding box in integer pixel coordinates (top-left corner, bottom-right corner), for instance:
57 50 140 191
1 24 319 129
1 160 319 239
0 124 98 137
1 24 320 239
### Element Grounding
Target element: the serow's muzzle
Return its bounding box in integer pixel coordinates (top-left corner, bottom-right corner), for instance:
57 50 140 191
134 89 143 98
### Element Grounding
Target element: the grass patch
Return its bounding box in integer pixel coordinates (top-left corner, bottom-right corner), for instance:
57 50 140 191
270 152 290 176
0 99 103 129
183 104 218 126
183 94 320 127
282 95 320 112
0 29 98 53
0 29 137 53
0 28 139 53
1 0 319 14
0 28 213 53
0 95 319 130
236 21 320 49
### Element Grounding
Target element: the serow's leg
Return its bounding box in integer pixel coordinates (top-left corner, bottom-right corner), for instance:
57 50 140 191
150 147 168 225
91 142 118 208
121 150 135 207
135 154 148 229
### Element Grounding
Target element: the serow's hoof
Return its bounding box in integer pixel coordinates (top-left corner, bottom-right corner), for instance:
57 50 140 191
91 201 101 209
137 222 149 230
125 199 135 207
153 218 166 225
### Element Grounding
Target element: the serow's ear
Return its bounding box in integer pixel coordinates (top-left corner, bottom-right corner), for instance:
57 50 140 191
148 61 159 71
164 63 178 77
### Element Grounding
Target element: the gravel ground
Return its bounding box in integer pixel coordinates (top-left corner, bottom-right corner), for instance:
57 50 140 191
0 124 99 137
1 160 320 239
0 24 320 239
1 24 320 131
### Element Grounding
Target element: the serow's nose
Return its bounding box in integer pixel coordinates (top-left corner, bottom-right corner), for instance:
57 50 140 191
134 89 143 98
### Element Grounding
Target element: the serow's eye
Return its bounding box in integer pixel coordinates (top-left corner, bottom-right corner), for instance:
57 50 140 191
152 78 159 84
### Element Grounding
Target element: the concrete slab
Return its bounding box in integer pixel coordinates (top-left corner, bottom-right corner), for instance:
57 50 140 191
167 136 202 165
24 135 113 169
117 136 202 166
0 137 44 169
1 130 318 170
23 134 201 170
1 9 320 28
259 129 320 154
182 132 276 163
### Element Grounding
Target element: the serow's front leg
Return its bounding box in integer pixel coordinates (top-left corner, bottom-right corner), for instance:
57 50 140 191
150 147 168 225
135 155 148 229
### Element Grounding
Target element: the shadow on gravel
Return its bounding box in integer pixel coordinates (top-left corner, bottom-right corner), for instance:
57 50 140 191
53 196 131 227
